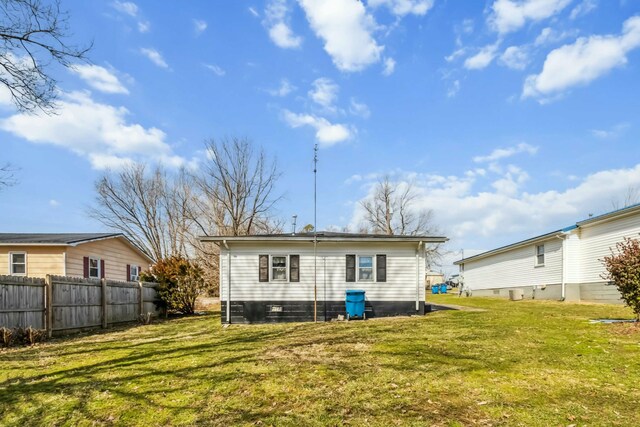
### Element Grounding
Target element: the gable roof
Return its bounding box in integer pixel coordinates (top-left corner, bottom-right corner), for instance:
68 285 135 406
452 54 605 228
0 233 121 245
455 203 640 265
201 231 448 244
0 233 154 263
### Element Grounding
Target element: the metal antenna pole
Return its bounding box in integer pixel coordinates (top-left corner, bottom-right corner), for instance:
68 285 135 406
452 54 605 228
313 143 318 322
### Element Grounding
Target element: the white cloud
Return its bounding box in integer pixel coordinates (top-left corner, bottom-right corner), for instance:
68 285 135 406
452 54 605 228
499 45 530 70
204 64 225 76
268 79 296 97
348 163 640 271
49 199 60 207
489 0 573 34
71 64 129 94
445 47 467 62
137 20 150 33
309 78 339 111
111 1 149 33
249 7 259 17
265 0 302 49
382 57 396 75
570 0 597 20
590 122 630 139
349 98 371 119
473 143 539 163
112 1 138 17
0 91 184 170
368 0 434 16
447 80 461 98
299 0 384 72
140 48 169 69
193 19 207 35
534 27 577 46
282 109 352 146
523 16 640 100
464 43 500 70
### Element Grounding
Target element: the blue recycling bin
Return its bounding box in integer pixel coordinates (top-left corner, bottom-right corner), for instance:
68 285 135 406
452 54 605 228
345 290 366 319
440 284 448 294
431 285 440 295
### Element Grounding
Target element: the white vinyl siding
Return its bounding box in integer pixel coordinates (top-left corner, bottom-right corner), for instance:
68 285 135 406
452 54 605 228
220 242 423 302
578 212 640 284
463 237 563 291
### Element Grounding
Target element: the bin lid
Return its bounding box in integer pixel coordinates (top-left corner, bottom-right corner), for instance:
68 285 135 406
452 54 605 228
346 289 366 294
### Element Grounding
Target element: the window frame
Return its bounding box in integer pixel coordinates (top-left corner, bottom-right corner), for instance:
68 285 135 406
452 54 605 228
9 251 27 276
89 256 101 279
270 254 289 282
357 254 375 282
535 244 545 267
130 265 140 282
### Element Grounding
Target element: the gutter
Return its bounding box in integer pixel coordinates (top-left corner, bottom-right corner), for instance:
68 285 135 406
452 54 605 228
416 241 423 311
223 239 230 324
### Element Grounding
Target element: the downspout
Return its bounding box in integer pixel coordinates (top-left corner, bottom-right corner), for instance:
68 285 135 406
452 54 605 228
223 240 230 323
555 234 567 301
416 241 423 311
63 251 67 276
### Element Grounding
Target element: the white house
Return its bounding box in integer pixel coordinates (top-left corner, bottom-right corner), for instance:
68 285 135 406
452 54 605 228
200 232 448 324
455 204 640 304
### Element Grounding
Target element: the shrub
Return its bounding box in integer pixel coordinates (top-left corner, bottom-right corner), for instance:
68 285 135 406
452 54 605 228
141 256 205 314
602 237 640 320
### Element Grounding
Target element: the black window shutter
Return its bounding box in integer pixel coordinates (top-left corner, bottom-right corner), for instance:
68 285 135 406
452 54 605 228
376 254 387 282
83 256 89 278
346 254 356 282
290 255 300 282
259 255 269 282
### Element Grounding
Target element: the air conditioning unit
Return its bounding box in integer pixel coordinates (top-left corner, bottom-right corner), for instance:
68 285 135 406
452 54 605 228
509 289 524 301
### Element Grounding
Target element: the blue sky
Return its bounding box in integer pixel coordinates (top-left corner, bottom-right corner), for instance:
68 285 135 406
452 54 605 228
2 0 640 274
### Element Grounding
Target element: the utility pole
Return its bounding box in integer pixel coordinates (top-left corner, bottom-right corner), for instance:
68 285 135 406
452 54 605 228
313 144 318 322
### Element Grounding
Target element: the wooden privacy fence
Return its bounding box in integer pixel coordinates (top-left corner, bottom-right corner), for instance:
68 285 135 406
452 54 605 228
0 275 160 335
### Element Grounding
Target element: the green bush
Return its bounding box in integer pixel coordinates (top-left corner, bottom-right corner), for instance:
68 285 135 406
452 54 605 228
602 237 640 320
141 256 205 315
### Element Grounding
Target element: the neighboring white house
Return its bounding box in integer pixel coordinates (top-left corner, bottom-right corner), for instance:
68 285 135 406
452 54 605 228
200 232 448 324
454 204 640 304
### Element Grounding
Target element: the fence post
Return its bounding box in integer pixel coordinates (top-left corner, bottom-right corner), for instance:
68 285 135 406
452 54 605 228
138 281 144 317
45 275 53 338
101 278 108 329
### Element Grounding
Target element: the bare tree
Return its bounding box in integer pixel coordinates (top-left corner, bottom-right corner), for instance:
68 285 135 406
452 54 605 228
0 163 18 190
611 186 640 210
1 0 91 113
360 176 444 268
192 137 283 237
89 163 193 261
360 176 437 236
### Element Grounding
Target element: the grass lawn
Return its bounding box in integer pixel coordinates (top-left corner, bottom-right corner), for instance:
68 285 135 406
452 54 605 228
1 296 639 426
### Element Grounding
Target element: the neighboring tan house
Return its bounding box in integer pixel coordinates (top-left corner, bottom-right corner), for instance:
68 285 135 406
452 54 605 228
454 204 640 304
0 233 153 281
200 231 448 324
425 270 445 288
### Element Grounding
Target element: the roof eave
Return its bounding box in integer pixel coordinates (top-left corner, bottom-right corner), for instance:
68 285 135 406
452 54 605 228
200 236 448 244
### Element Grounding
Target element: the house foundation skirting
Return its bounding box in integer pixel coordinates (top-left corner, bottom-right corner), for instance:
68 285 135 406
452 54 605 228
467 282 623 304
221 300 426 324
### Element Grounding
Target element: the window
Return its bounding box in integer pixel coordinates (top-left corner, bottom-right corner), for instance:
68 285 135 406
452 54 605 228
535 245 545 266
271 256 287 281
376 254 387 282
130 265 140 281
10 252 26 276
358 256 374 281
89 257 100 279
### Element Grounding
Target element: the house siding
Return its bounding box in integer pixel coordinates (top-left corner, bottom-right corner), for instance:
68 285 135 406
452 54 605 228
0 246 66 277
577 212 640 284
463 237 563 292
66 238 151 281
220 241 425 323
